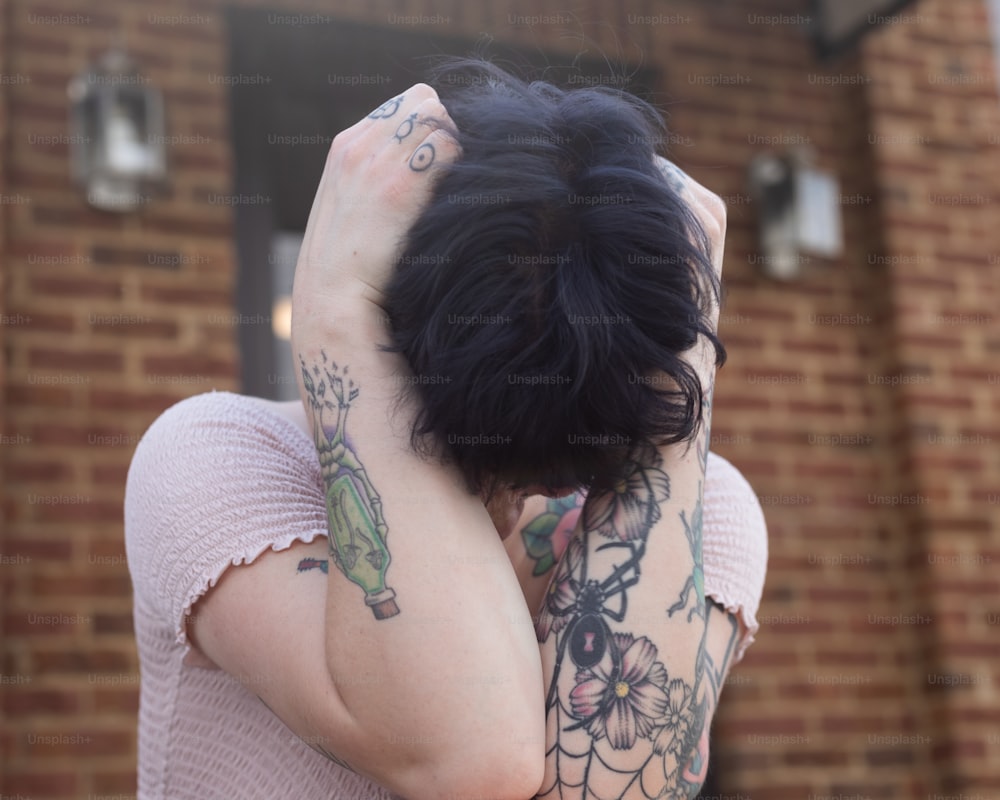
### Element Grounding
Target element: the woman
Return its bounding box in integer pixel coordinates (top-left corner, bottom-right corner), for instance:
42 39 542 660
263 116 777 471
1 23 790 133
125 63 767 800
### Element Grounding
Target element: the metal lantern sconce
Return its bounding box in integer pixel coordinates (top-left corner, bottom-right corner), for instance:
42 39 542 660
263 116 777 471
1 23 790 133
68 47 166 213
747 147 844 281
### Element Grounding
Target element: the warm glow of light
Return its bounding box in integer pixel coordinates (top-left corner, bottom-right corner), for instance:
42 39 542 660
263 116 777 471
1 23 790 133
272 295 292 340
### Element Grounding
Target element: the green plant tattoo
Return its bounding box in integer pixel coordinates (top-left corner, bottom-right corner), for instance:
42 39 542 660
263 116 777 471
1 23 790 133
668 382 713 621
667 488 705 622
298 350 399 619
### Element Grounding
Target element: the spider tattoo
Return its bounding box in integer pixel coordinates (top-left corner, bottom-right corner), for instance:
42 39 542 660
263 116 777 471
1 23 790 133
543 537 646 712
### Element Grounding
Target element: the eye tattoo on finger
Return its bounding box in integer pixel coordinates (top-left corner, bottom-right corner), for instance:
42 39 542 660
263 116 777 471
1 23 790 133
368 95 404 119
394 113 418 143
409 142 435 172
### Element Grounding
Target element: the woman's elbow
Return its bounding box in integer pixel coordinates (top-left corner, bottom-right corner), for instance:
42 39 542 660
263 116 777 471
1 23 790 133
395 733 545 800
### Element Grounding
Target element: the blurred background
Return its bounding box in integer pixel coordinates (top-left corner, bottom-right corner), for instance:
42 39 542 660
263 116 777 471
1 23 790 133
1 0 998 798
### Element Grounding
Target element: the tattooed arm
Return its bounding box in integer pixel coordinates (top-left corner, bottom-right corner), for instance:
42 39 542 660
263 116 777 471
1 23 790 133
505 490 586 617
532 428 711 798
508 470 746 796
528 166 728 800
294 88 545 799
190 86 545 800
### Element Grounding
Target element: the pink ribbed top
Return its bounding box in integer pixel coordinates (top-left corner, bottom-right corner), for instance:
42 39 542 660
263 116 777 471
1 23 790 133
125 391 767 799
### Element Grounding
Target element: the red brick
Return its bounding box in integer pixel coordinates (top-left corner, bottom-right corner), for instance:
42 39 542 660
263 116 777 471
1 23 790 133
90 244 184 268
944 641 1000 658
1 770 79 797
93 688 140 714
89 317 180 339
815 649 880 666
93 613 134 635
28 275 122 299
140 283 232 306
29 423 134 448
788 400 847 415
23 729 135 758
32 648 133 675
32 205 126 230
3 688 81 716
30 499 124 523
6 384 75 408
142 212 232 238
28 348 122 372
808 587 873 603
92 772 140 795
2 612 88 636
142 353 236 379
90 463 130 485
5 311 75 333
931 738 987 760
725 717 807 736
88 388 183 412
822 715 890 733
5 33 70 55
7 98 69 123
780 338 843 356
784 749 851 767
5 458 76 481
866 747 916 766
2 537 73 562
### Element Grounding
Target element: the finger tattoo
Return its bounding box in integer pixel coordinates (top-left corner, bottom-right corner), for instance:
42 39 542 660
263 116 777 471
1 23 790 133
658 160 686 194
409 142 436 172
368 95 404 120
394 113 418 143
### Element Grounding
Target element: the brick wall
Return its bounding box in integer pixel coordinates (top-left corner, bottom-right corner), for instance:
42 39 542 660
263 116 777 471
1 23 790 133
862 1 1000 795
1 1 238 796
649 3 944 797
1 0 997 798
1 3 9 786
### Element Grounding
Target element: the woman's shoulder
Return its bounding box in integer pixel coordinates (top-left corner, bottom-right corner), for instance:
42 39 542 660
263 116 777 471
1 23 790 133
131 391 311 463
139 390 308 438
124 392 327 649
125 391 318 523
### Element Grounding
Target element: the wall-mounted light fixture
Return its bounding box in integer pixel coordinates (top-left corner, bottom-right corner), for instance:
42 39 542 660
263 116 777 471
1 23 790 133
68 47 167 213
747 147 844 281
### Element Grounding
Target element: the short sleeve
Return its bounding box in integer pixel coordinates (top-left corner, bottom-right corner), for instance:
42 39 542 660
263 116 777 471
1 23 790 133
124 391 327 651
702 452 769 664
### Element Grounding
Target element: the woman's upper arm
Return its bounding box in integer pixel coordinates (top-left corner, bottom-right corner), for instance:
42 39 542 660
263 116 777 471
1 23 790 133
125 393 330 654
125 394 381 779
186 537 363 768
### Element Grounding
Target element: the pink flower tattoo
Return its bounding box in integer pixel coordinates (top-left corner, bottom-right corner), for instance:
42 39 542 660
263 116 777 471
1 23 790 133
568 633 670 750
582 449 670 542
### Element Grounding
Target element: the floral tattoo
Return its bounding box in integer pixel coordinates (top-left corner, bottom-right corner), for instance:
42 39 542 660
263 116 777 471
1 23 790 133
520 492 585 577
535 442 714 798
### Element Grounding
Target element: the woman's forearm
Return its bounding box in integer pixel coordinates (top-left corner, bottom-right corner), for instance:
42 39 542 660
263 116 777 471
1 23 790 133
293 303 546 799
533 346 717 799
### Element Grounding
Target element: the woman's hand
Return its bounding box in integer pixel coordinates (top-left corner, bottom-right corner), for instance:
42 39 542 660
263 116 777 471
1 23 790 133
655 155 727 282
292 83 460 320
655 155 727 379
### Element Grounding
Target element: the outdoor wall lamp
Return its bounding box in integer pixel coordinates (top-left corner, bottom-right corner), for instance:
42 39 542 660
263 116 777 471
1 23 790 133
68 46 166 213
747 147 844 280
